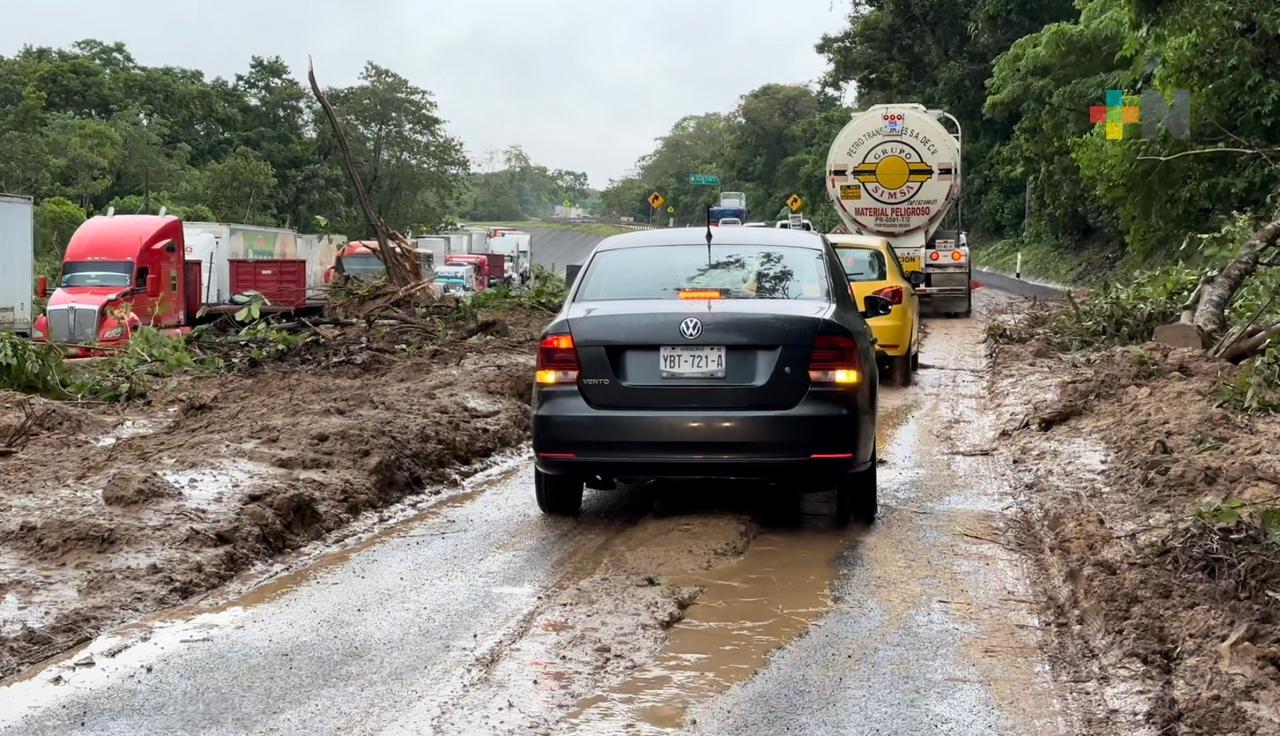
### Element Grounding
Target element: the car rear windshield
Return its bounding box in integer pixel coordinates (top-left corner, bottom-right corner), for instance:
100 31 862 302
60 261 134 288
575 244 828 301
836 248 887 282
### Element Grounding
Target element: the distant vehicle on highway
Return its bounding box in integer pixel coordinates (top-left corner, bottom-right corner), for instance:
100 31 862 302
530 227 890 525
830 234 924 386
775 219 814 231
717 217 743 226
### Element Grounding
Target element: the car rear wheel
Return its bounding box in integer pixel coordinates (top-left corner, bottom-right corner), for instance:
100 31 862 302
888 354 912 387
535 469 583 515
835 455 877 527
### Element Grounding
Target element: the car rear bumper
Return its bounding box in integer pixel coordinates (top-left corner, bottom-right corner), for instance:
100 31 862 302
867 312 912 357
532 389 874 483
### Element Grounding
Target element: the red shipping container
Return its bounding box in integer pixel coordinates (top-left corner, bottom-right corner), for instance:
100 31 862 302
229 259 308 308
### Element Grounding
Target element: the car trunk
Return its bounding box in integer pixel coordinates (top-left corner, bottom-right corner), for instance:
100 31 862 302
567 299 830 410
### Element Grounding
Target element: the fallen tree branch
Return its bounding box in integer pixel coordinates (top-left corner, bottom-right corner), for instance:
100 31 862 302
1138 147 1280 164
307 58 420 288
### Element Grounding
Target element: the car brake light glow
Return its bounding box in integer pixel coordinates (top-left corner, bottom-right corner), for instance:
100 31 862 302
808 334 862 386
811 453 854 459
536 333 580 385
871 285 903 305
929 251 942 261
678 290 723 300
538 452 577 460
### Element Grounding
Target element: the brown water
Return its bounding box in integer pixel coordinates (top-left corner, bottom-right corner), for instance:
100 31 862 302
564 400 913 732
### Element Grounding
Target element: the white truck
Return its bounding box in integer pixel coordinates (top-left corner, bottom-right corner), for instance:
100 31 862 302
488 231 532 284
0 194 34 336
825 103 971 316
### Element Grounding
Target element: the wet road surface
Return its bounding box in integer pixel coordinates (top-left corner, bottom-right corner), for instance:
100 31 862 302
0 291 1075 734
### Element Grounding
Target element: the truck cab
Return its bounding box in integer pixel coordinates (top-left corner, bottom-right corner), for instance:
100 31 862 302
434 264 478 296
327 241 434 282
445 253 505 289
33 215 192 353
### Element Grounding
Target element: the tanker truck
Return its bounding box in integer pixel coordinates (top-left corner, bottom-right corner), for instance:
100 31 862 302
825 104 971 316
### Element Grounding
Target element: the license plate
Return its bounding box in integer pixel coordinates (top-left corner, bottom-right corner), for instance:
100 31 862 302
660 346 726 378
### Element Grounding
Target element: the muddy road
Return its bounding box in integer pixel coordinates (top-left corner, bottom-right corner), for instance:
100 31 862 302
0 289 1082 735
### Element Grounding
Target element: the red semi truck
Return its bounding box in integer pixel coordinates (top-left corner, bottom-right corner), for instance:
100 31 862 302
325 241 437 283
445 253 506 289
33 215 197 354
34 214 318 354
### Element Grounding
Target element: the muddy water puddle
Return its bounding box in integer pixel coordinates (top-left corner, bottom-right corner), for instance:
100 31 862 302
562 400 915 732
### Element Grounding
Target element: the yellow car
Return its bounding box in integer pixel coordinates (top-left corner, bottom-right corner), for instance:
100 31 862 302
829 234 923 386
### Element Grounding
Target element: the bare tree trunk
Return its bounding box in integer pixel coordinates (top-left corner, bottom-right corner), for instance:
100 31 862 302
307 58 419 287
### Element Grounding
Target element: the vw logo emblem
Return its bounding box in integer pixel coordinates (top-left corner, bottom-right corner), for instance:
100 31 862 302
679 317 703 340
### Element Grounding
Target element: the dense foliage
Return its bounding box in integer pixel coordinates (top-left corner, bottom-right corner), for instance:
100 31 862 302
602 0 1280 267
0 41 469 264
463 146 595 221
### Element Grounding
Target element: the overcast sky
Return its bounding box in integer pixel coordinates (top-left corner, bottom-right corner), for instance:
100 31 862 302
0 1 851 187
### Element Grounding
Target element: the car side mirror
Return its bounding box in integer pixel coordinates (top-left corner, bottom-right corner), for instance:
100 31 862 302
907 271 926 288
146 274 160 297
36 276 48 299
862 294 893 319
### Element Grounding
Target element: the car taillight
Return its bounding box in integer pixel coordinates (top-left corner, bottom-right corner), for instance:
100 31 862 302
929 251 941 262
871 285 903 305
808 334 862 386
536 333 580 385
951 250 966 262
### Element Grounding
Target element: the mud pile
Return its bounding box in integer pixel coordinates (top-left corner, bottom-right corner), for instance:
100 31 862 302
0 312 542 678
992 337 1280 735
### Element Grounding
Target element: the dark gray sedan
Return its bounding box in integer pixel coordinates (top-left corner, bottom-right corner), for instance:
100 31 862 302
531 227 890 525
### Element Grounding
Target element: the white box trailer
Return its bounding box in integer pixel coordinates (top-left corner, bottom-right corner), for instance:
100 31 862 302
297 233 346 298
0 194 34 336
413 237 449 272
443 232 470 254
465 229 488 254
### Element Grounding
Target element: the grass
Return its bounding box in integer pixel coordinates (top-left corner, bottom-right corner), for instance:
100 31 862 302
467 220 630 237
972 236 1091 285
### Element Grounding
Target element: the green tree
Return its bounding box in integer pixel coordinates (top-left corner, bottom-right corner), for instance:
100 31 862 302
46 115 122 210
325 62 469 233
200 146 278 223
33 196 85 261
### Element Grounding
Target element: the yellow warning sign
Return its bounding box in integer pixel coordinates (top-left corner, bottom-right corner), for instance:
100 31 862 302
786 194 804 212
648 192 666 209
839 185 862 201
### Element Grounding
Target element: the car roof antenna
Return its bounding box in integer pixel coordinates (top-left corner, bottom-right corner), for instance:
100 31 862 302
704 206 713 265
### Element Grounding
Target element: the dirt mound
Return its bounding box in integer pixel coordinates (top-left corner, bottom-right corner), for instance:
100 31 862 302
993 338 1280 735
101 469 180 507
0 310 544 678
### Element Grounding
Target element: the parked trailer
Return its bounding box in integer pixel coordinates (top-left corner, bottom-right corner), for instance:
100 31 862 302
0 194 34 336
414 237 449 270
230 259 309 308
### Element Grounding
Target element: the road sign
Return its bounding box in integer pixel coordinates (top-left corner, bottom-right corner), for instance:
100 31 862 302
786 194 804 212
648 192 666 209
689 174 720 186
667 205 676 213
563 199 572 207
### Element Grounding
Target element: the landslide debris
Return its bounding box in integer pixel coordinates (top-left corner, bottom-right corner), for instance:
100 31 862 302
992 318 1280 735
0 297 547 679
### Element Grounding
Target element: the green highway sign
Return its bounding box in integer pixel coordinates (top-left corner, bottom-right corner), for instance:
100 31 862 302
689 174 720 186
